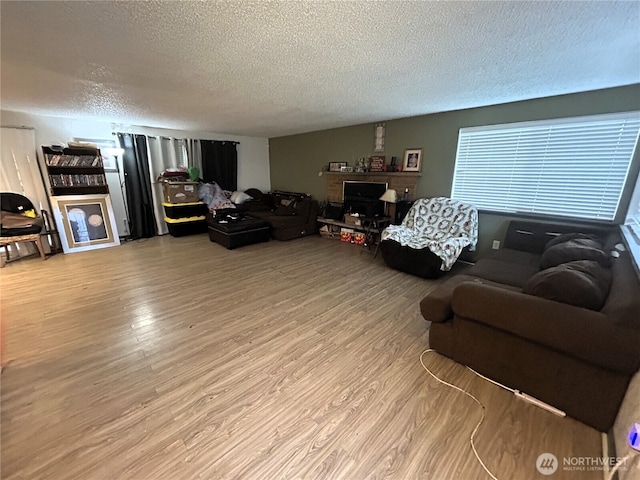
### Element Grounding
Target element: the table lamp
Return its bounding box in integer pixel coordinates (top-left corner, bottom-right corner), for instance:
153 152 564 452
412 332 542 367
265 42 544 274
379 188 397 216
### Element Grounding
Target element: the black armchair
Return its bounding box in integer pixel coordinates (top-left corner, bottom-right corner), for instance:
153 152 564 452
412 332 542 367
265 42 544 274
0 193 47 266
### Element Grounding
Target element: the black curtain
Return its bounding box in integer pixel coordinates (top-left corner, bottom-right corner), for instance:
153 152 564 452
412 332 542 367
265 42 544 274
118 133 157 239
201 140 238 191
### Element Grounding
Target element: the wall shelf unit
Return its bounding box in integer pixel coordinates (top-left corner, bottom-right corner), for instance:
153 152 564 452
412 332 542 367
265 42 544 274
42 146 109 196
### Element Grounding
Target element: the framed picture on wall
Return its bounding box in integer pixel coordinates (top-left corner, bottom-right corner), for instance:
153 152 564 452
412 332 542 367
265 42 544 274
329 162 347 172
374 123 385 153
73 138 119 172
51 194 120 253
402 148 423 172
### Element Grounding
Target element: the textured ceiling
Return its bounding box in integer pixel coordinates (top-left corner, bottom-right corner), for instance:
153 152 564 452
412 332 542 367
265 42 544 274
1 1 638 138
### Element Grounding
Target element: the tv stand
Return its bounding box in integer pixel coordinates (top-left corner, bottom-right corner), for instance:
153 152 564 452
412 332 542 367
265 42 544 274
317 215 391 257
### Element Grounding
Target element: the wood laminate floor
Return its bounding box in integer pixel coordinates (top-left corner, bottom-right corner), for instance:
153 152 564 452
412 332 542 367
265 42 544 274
0 234 602 479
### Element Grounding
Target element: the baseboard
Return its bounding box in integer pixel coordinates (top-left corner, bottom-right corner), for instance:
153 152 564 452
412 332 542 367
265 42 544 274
603 429 619 480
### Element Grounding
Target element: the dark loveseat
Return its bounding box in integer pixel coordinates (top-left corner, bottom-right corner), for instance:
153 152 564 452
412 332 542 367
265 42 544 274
238 189 319 241
420 220 640 431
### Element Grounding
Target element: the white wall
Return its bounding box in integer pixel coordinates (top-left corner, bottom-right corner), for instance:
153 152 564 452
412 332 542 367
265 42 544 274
613 371 640 480
1 110 271 237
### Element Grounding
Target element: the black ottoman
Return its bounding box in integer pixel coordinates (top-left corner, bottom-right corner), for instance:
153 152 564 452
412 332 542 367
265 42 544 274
207 216 271 249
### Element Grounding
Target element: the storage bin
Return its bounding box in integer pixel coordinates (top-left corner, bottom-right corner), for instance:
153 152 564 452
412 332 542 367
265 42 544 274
164 216 207 237
163 202 207 219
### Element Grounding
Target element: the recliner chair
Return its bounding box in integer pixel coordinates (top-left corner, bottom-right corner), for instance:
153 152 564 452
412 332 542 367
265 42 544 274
379 197 478 278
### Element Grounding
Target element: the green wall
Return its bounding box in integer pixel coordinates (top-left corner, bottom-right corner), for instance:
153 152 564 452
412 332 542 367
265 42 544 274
269 85 640 258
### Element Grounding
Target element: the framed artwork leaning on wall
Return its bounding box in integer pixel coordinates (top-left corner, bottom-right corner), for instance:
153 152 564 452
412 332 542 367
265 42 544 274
51 194 120 253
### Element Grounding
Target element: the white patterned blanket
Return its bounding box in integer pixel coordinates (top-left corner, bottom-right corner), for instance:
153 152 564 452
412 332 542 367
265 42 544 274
381 197 478 271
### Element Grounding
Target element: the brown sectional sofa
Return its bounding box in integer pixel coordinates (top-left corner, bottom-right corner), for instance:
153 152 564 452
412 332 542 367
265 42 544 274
239 189 319 241
420 220 640 432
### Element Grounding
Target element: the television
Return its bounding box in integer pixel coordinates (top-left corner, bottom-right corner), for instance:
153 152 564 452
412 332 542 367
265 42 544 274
343 181 388 217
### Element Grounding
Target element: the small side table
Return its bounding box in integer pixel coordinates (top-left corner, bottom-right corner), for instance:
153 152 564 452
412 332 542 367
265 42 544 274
360 216 392 258
394 200 413 224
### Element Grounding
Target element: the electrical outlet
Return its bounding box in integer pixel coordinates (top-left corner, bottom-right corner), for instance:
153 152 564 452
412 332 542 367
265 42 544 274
492 240 500 250
630 423 640 451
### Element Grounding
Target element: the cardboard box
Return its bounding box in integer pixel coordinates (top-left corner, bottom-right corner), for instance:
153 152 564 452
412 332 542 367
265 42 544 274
343 214 362 227
162 182 200 204
340 228 354 243
319 224 341 239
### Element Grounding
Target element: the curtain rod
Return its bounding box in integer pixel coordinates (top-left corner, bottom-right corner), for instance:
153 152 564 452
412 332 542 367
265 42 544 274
112 131 239 144
1 125 35 130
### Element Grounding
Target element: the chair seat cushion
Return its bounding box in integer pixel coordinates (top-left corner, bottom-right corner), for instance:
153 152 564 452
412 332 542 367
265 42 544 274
0 211 43 236
381 224 473 271
0 225 42 236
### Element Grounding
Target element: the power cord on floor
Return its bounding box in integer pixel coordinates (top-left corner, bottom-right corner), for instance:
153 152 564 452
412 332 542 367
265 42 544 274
467 366 516 394
420 349 500 480
606 452 638 480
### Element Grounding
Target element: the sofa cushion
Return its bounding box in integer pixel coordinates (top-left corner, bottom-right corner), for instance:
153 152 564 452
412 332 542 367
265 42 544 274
539 237 610 270
523 260 612 310
230 190 253 204
244 188 264 200
544 232 602 249
274 204 297 216
241 189 275 211
483 248 541 268
465 258 540 288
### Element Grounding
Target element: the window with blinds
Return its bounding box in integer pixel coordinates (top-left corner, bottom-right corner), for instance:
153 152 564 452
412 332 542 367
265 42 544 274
451 112 640 222
623 172 640 269
627 189 640 237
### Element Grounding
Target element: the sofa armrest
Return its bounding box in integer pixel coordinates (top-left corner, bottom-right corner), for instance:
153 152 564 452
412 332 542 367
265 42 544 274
451 282 640 373
293 199 319 221
421 275 522 323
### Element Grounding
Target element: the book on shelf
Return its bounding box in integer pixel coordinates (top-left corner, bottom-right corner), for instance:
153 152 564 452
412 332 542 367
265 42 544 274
45 154 102 167
49 174 106 187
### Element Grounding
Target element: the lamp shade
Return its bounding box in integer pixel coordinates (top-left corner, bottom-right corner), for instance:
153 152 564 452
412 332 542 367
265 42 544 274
379 189 398 203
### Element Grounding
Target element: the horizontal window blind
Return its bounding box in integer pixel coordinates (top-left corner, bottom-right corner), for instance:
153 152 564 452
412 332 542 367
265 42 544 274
623 174 640 271
451 112 640 221
625 175 640 238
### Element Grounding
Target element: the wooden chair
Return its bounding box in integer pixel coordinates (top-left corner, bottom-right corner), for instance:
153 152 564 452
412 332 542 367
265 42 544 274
0 193 48 267
0 233 46 267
